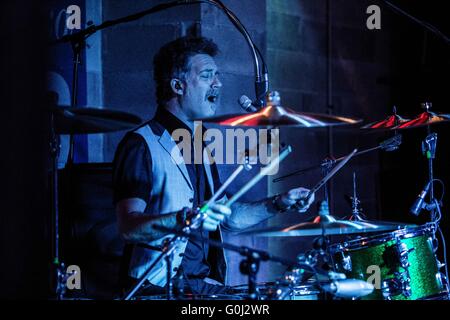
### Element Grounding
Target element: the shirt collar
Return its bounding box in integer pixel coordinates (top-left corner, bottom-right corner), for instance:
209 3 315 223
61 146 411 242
154 107 192 136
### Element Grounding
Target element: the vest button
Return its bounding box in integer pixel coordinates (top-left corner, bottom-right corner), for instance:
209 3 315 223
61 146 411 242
189 198 194 203
173 267 178 272
179 253 184 257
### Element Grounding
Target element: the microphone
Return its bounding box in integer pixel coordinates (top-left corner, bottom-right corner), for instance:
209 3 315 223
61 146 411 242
410 181 431 216
238 95 258 112
322 279 374 299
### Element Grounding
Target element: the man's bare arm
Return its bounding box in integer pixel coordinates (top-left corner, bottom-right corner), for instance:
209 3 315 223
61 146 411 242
223 187 315 232
224 198 277 232
116 198 179 243
116 198 232 243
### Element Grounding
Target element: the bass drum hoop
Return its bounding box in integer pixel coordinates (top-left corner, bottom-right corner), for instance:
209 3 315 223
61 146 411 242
329 223 435 253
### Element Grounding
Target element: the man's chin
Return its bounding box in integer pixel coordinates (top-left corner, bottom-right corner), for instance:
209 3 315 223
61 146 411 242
206 104 217 117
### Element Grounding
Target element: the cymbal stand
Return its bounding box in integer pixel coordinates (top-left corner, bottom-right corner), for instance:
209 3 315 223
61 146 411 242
49 113 68 299
321 158 333 214
418 103 449 297
348 172 365 221
421 103 439 221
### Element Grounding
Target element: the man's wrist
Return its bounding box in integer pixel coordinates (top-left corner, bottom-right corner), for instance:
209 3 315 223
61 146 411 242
176 207 190 225
271 194 291 213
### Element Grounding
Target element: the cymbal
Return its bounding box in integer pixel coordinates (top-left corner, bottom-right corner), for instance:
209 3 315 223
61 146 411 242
196 106 362 127
238 215 414 237
395 110 450 129
361 106 410 129
50 106 142 134
362 103 450 130
361 114 410 129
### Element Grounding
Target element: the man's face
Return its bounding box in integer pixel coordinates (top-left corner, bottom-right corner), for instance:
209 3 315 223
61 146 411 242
179 54 222 120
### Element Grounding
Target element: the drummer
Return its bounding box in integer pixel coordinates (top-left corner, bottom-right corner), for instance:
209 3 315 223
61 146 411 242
112 36 315 297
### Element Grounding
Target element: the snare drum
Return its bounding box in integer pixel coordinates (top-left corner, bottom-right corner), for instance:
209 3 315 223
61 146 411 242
329 223 447 300
136 294 243 300
230 282 320 300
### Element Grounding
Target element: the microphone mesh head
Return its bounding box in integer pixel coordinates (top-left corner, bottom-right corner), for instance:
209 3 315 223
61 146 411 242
239 95 252 109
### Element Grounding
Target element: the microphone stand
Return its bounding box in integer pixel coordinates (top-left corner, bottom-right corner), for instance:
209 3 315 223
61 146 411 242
382 0 449 45
122 161 249 301
51 0 268 108
152 225 322 300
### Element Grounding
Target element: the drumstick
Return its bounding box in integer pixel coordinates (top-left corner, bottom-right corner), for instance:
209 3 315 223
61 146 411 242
199 163 248 213
225 146 293 207
294 148 358 209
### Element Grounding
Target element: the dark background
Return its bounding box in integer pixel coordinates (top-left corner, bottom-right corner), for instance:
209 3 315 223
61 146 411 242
0 0 448 299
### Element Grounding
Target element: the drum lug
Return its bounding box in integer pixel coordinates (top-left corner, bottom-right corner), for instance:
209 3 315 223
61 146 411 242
341 253 352 272
395 241 414 269
436 259 446 270
332 247 352 272
382 272 412 299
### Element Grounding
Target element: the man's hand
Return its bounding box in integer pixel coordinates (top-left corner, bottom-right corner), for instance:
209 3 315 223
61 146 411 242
279 187 315 213
197 203 232 232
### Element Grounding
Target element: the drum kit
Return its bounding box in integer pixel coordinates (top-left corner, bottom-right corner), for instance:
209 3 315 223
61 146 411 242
48 90 449 301
130 92 449 301
185 93 449 301
46 0 449 301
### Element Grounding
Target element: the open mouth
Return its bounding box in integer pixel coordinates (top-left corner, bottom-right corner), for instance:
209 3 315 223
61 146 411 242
207 94 218 103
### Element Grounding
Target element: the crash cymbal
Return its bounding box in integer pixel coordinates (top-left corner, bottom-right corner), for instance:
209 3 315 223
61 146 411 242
395 110 450 129
238 214 413 237
197 105 362 127
196 91 362 127
362 103 450 130
50 106 142 134
361 107 409 129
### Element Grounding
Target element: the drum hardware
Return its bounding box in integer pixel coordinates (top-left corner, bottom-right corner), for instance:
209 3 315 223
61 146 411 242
273 134 401 183
158 224 375 300
152 224 324 300
46 104 142 300
240 149 410 237
290 148 357 213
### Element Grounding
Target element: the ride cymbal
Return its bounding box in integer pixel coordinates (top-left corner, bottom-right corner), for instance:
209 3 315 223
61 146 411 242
50 106 142 134
238 214 413 237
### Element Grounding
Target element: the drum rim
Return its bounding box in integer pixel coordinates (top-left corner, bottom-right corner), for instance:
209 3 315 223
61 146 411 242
135 293 243 300
328 223 436 252
230 281 321 295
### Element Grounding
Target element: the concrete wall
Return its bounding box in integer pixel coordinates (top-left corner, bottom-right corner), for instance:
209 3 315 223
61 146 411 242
266 0 393 277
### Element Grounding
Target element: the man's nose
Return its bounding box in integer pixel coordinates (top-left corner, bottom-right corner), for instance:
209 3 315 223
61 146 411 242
212 76 222 89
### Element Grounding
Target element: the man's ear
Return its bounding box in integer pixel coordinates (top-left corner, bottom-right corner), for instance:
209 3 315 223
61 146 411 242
170 79 184 95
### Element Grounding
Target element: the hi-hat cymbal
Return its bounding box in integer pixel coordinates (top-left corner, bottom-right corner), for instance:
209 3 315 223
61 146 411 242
196 105 362 127
50 106 143 134
238 214 414 237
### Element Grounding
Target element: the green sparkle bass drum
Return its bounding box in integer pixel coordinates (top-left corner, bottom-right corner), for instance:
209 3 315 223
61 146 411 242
328 223 448 300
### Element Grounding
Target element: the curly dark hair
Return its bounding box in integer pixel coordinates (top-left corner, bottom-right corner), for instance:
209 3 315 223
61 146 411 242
153 36 219 106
